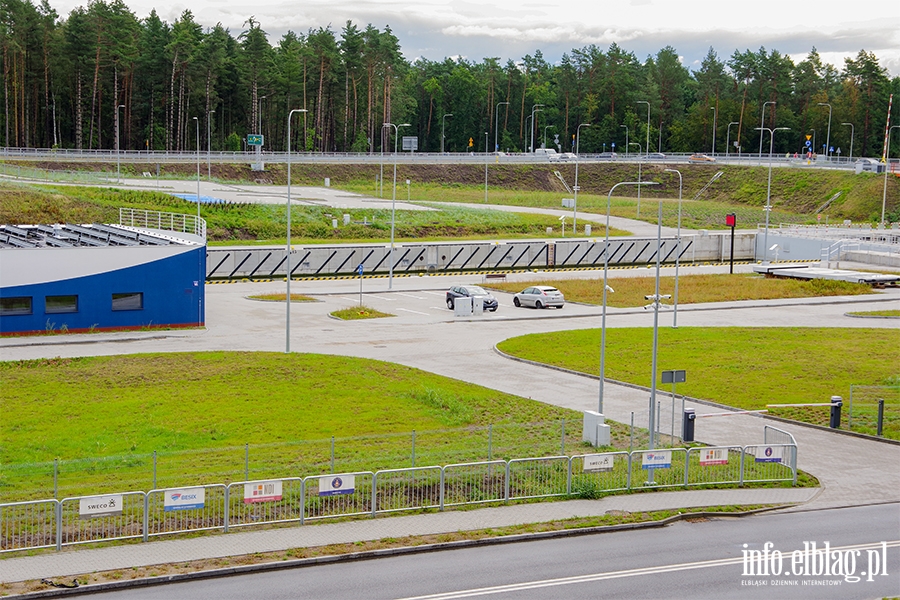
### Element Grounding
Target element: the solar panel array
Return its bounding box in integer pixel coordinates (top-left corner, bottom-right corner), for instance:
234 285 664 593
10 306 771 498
0 223 179 249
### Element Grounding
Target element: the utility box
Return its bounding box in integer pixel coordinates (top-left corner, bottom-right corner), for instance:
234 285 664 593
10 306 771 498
343 214 350 226
562 198 575 208
585 224 592 236
472 297 484 316
325 177 331 187
454 296 473 317
582 410 611 446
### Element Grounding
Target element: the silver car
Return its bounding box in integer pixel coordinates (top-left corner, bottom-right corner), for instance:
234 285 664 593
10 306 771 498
513 285 565 309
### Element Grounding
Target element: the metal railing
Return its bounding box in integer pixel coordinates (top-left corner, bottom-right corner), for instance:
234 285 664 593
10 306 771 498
0 439 797 554
119 207 205 239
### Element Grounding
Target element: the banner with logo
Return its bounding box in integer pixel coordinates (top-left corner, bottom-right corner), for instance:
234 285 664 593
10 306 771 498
319 475 355 496
583 454 615 472
754 446 784 463
699 448 729 466
164 487 206 512
79 494 123 518
641 450 672 470
244 481 283 503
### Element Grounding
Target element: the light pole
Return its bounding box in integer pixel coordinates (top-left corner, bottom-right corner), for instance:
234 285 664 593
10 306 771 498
810 129 816 156
285 108 307 353
257 95 266 135
441 113 453 153
630 142 643 218
709 106 717 156
818 102 832 160
207 110 215 180
756 126 790 264
484 131 488 203
726 121 739 161
759 101 776 161
599 181 659 413
620 125 628 157
842 122 855 162
115 104 125 183
637 100 650 158
494 102 509 152
883 125 900 225
384 121 410 289
543 125 554 150
192 117 200 219
530 104 544 152
664 169 683 327
573 123 590 232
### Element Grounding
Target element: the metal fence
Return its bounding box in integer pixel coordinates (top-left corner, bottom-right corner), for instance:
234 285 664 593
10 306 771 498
119 207 205 239
0 439 797 555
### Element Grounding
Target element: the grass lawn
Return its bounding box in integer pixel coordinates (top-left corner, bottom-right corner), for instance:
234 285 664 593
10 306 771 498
330 305 394 319
497 327 900 439
486 273 875 307
247 293 317 302
847 309 900 317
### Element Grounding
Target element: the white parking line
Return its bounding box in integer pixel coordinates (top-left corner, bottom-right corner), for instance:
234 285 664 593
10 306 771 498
397 293 427 300
397 308 430 316
423 291 445 297
364 295 395 302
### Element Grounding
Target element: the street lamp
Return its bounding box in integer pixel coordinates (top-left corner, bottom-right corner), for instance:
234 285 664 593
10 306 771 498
530 104 544 153
285 108 307 353
115 104 125 183
637 100 650 157
257 95 267 135
630 142 643 218
543 125 554 150
207 110 215 180
620 125 628 157
384 121 410 289
573 123 591 231
726 121 739 161
818 102 832 160
842 122 854 162
494 102 509 153
192 117 200 221
599 181 659 413
709 106 717 156
441 113 453 153
759 101 776 161
484 131 489 203
664 169 683 327
883 125 900 225
756 126 790 264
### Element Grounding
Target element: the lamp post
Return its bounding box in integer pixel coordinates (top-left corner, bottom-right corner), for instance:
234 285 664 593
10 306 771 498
630 142 642 218
484 131 488 203
726 121 739 161
192 117 200 219
115 104 125 183
842 122 854 162
710 106 717 156
384 121 410 289
883 125 900 225
285 108 307 353
599 181 659 413
664 169 683 328
756 126 790 264
530 104 544 152
637 100 650 158
494 102 509 152
543 125 554 150
192 115 202 329
441 113 453 153
620 125 628 157
207 110 215 180
818 102 832 160
759 101 776 162
573 123 591 232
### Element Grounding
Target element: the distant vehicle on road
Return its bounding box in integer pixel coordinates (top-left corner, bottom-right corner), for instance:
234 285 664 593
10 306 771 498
598 152 618 159
647 152 666 159
554 152 577 162
513 286 565 309
689 153 716 162
446 285 499 312
535 148 558 161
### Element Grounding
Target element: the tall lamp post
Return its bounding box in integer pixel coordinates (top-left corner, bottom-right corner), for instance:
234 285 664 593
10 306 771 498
494 102 509 152
207 110 215 180
384 121 410 289
709 106 717 156
726 121 739 161
543 125 554 150
630 142 643 218
620 125 628 157
883 125 900 226
756 126 790 264
664 169 683 327
115 104 125 183
573 123 591 231
637 100 650 157
484 131 489 203
599 181 659 413
192 117 200 218
818 102 832 160
529 104 544 152
285 108 307 353
441 113 452 153
759 101 776 161
841 122 854 162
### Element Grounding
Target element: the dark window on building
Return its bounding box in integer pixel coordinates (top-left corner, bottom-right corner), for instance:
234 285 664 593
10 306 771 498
112 292 143 311
0 297 33 316
46 295 78 314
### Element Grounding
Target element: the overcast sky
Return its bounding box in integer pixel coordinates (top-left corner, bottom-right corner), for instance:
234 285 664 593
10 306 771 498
54 0 900 76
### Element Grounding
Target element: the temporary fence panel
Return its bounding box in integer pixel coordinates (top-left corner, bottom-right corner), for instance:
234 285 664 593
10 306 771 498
373 467 442 515
57 492 146 548
763 425 797 447
628 448 688 490
302 472 374 522
742 445 797 484
441 461 507 508
507 456 570 501
144 484 227 540
0 499 58 553
685 447 744 487
226 478 303 531
569 452 631 495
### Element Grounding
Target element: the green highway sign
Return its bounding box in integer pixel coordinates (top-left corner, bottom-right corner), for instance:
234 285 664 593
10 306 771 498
247 134 264 146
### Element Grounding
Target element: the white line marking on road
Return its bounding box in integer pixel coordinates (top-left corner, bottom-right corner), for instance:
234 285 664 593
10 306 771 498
365 295 396 302
397 308 430 316
423 291 445 297
397 293 426 300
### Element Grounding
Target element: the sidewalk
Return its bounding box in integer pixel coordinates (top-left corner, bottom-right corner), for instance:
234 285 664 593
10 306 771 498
0 487 817 584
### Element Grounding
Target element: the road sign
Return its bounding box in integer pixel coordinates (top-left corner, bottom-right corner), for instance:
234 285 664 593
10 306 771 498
357 263 364 276
468 137 474 147
402 136 418 151
805 135 812 141
661 369 686 384
805 140 812 148
247 134 264 146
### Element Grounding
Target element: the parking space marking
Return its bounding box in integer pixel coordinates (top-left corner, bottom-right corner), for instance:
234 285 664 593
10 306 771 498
364 294 396 302
397 293 427 300
397 308 431 316
423 291 445 297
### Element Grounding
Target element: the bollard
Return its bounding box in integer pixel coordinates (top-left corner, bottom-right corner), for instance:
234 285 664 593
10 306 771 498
877 399 885 437
682 409 696 442
829 396 842 429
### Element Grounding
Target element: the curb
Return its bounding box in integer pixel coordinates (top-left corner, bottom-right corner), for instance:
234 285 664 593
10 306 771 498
17 505 790 598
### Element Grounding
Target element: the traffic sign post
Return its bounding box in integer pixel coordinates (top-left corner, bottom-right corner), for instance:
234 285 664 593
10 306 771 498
661 370 687 443
357 264 364 306
247 134 264 146
725 213 736 273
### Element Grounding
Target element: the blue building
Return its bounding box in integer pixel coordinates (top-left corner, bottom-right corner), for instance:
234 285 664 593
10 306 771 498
0 210 205 336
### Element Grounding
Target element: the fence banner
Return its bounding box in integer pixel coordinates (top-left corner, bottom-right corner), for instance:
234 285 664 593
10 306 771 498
641 450 672 470
754 446 784 463
699 448 729 466
319 475 355 496
163 487 205 512
243 480 282 503
583 453 615 472
79 494 123 518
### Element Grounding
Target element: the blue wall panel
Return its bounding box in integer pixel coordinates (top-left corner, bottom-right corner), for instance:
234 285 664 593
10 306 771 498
1 247 205 335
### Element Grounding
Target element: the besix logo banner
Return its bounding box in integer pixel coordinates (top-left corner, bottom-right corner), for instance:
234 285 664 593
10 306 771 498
163 487 206 512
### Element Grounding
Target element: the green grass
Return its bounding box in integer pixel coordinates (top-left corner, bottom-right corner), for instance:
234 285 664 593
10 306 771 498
330 305 394 320
847 309 900 317
485 273 874 307
497 327 900 437
247 293 317 302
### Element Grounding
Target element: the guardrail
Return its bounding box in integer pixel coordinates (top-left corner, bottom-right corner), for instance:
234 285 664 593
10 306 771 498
0 439 797 554
119 207 205 239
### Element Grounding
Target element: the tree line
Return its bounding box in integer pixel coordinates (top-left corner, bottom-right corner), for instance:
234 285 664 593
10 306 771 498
2 0 898 158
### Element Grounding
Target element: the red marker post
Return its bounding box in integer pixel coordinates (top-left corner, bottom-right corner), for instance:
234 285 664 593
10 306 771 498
725 213 736 273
